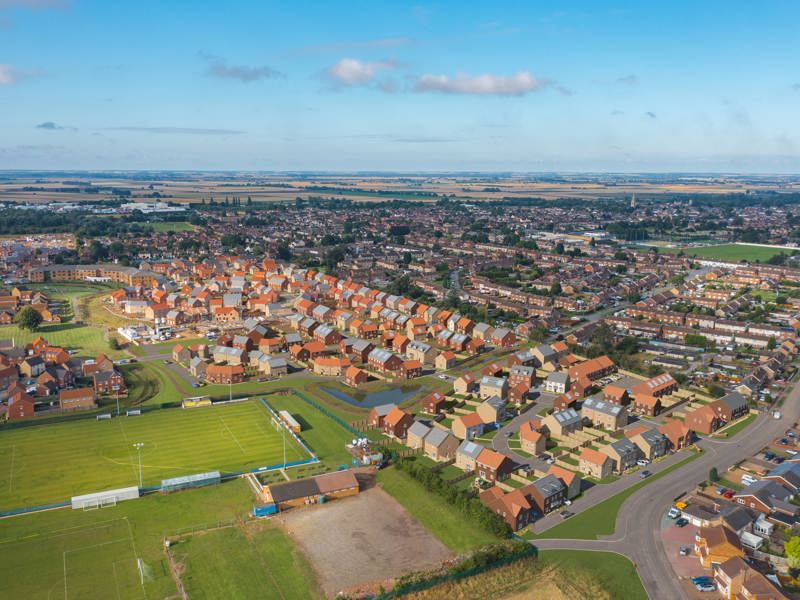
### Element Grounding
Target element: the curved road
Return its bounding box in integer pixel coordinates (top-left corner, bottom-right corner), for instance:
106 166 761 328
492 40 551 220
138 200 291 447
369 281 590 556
532 380 800 600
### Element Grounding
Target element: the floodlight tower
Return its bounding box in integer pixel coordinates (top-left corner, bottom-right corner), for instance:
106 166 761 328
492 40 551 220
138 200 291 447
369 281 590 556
133 442 144 487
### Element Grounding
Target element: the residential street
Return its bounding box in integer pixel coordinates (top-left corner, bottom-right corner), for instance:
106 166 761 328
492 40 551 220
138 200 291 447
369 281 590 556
531 380 800 600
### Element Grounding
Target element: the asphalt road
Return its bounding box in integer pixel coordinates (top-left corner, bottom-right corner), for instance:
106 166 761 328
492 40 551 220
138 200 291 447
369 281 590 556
532 380 800 600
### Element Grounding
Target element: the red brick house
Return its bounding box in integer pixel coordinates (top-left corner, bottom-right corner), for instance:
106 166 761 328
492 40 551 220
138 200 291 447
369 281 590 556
206 364 245 384
383 407 414 439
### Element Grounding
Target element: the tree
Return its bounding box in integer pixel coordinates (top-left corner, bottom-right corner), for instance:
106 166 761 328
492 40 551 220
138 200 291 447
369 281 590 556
785 536 800 568
109 337 120 351
550 282 562 296
767 336 777 350
15 306 43 332
709 467 719 482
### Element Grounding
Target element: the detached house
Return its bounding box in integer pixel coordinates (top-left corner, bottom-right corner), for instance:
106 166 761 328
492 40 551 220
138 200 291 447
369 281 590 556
476 448 513 483
423 429 459 462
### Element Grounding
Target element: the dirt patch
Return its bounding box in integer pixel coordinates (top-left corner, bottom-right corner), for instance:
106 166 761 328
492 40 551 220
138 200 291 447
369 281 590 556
278 486 451 597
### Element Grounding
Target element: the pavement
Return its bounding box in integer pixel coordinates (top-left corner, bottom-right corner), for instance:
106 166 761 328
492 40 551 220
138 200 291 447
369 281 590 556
530 375 800 600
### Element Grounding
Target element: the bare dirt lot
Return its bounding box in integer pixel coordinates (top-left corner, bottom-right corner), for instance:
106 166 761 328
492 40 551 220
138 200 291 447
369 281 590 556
279 486 451 597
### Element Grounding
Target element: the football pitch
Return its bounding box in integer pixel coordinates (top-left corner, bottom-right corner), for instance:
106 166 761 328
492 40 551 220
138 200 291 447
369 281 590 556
0 400 310 511
2 517 145 599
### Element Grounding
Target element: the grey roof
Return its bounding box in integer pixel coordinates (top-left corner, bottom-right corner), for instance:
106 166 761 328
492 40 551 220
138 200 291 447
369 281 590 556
582 396 624 417
368 347 395 364
610 438 640 458
510 365 536 377
546 372 569 384
532 473 565 498
719 391 748 412
638 428 667 447
551 408 581 426
351 339 373 352
457 440 484 460
736 480 792 506
407 340 431 353
283 333 301 345
483 395 507 411
408 421 432 439
480 375 507 388
372 403 396 417
268 357 288 369
425 428 453 448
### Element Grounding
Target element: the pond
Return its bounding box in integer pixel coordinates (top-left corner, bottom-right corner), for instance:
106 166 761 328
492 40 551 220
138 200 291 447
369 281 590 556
320 386 420 408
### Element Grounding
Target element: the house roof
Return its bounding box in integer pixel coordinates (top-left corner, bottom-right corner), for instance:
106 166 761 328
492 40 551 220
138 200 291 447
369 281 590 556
580 447 611 466
457 440 484 460
424 428 453 448
477 448 509 470
408 421 432 439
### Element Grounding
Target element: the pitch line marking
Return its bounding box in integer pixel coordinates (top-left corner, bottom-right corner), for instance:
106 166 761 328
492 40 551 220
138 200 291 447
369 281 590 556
8 445 16 492
219 415 247 454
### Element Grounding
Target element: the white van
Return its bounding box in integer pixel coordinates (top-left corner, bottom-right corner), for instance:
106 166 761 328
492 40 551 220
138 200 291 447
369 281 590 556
667 507 681 519
741 474 759 486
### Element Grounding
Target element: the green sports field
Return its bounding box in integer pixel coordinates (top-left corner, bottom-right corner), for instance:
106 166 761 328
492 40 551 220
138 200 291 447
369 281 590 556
0 400 310 511
657 243 786 263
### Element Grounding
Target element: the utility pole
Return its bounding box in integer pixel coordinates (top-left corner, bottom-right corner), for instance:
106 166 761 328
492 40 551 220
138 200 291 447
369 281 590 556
116 388 121 417
133 442 144 488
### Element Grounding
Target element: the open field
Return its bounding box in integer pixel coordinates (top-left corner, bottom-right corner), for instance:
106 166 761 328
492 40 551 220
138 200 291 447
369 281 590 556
2 173 797 204
399 549 646 600
525 449 702 540
280 486 451 597
656 243 786 263
0 322 123 358
0 478 254 599
171 520 323 600
0 400 309 510
376 466 501 551
150 221 194 232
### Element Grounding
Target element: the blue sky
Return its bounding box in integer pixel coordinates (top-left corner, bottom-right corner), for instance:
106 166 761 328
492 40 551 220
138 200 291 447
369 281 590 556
1 0 799 172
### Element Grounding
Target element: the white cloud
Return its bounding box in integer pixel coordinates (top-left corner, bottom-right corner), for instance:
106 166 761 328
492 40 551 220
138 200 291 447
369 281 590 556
0 64 16 85
414 71 546 96
324 58 396 86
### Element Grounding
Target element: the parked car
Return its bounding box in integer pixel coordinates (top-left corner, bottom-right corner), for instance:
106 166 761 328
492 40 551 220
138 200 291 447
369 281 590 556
636 459 649 467
691 576 712 585
560 510 574 520
788 450 798 456
679 546 691 556
764 451 776 461
639 470 651 479
780 438 789 445
722 490 734 499
715 486 727 495
675 518 689 528
667 507 681 519
696 583 715 592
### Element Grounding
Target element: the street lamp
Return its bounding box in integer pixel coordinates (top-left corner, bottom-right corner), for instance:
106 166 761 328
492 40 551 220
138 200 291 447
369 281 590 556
133 442 144 488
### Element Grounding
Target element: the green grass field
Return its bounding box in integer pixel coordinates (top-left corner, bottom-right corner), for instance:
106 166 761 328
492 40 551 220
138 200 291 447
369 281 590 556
170 521 323 599
150 221 194 232
0 400 309 510
658 243 784 263
0 322 122 358
0 478 257 599
376 466 501 552
538 550 648 600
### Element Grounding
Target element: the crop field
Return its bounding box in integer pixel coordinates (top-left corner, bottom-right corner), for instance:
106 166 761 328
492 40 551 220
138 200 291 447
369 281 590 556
0 400 309 511
658 243 785 263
